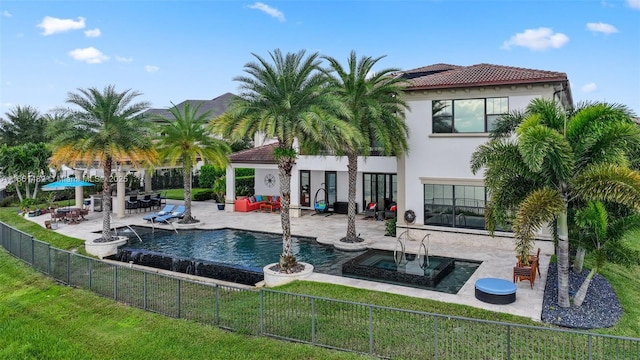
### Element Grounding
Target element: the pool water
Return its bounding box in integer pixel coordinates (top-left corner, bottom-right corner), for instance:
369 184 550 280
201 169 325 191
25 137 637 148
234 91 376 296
112 226 479 293
115 226 362 275
342 249 480 294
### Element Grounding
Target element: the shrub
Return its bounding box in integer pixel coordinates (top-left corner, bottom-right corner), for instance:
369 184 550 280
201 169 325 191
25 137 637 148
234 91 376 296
385 217 397 236
198 164 225 188
193 189 214 201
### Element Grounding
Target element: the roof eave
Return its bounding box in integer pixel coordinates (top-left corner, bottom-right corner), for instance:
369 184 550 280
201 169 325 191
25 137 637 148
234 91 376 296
406 77 568 92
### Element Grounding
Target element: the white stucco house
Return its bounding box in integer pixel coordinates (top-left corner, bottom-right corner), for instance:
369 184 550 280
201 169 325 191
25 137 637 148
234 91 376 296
223 63 574 239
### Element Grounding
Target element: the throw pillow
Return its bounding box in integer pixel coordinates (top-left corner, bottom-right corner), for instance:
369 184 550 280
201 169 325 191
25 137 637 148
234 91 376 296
368 203 376 209
272 195 279 202
249 196 256 203
256 195 263 202
390 205 397 212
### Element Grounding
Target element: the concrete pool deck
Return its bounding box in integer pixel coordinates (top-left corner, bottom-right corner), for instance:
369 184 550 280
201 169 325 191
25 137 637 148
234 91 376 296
26 199 553 322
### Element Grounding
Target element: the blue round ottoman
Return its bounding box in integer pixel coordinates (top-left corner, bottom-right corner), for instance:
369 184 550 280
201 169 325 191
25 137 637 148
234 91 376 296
475 278 517 304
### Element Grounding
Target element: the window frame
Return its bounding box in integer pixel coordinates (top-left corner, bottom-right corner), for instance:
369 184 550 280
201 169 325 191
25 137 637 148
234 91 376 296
431 97 509 134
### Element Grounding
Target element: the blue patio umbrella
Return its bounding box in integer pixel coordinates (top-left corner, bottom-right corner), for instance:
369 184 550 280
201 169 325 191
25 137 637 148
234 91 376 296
42 178 95 208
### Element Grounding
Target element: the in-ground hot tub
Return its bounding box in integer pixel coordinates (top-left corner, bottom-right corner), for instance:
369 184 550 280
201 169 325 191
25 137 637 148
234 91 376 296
342 249 456 288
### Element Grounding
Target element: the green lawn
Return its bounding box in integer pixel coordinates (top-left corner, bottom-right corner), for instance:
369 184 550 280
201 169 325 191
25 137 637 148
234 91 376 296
0 250 370 360
161 188 208 200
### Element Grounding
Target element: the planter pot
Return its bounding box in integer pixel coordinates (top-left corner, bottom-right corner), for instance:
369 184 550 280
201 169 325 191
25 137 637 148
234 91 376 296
262 262 314 287
51 222 59 230
85 236 128 259
217 204 225 210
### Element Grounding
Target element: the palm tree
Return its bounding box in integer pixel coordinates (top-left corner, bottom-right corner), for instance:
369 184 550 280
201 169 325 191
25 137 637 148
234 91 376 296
212 49 360 272
0 105 50 146
50 85 157 241
323 51 409 243
572 201 640 307
154 102 230 223
471 98 640 308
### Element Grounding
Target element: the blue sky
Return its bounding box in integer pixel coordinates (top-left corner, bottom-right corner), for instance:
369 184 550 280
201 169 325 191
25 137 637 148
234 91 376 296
1 0 639 116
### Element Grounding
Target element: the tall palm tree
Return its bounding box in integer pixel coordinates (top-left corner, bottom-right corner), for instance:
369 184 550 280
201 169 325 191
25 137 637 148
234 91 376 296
154 102 230 223
51 85 157 241
323 51 409 243
471 98 640 308
212 49 360 271
0 105 50 146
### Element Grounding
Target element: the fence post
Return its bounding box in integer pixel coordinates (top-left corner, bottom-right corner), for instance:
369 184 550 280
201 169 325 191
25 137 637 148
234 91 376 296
143 272 147 310
588 334 592 360
369 305 373 355
66 252 71 285
434 316 438 360
177 279 181 319
31 238 35 265
311 298 316 345
88 260 93 290
47 245 51 275
113 266 118 300
215 285 219 325
506 324 511 360
260 290 264 335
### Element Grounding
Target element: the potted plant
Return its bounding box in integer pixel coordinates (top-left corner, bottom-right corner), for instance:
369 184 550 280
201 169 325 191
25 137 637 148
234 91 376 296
213 176 226 210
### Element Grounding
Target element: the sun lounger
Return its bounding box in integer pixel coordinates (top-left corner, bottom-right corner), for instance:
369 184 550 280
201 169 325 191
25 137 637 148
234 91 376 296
143 204 175 222
153 205 185 223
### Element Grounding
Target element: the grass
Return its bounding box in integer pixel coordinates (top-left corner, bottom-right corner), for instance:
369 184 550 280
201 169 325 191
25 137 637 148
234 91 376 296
162 188 208 200
0 250 370 360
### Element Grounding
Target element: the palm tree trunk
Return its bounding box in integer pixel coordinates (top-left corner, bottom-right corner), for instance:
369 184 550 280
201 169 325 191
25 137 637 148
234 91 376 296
344 152 358 242
102 157 113 241
572 268 596 307
557 209 571 308
573 247 586 273
278 156 297 271
15 184 24 202
182 155 193 222
31 178 39 199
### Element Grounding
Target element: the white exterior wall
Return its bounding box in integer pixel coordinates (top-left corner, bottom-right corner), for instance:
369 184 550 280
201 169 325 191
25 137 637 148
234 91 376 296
400 84 558 230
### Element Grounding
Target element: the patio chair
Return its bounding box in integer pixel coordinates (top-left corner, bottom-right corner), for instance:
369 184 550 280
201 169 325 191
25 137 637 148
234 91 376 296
150 193 163 210
384 203 397 220
126 196 138 213
138 194 152 211
513 258 538 289
364 202 377 219
153 205 185 223
143 204 175 222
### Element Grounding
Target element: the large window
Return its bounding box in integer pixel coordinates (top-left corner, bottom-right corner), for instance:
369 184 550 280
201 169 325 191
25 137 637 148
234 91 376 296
432 97 508 133
424 184 487 230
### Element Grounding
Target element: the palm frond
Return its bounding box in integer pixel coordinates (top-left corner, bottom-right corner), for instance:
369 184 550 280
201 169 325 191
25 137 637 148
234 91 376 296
573 164 640 211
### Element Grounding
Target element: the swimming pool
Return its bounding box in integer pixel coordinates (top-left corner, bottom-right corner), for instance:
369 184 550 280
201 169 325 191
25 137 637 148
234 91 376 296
109 226 363 284
109 226 479 293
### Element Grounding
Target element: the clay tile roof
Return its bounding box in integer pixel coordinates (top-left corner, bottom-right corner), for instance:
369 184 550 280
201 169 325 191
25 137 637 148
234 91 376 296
229 143 278 164
402 63 567 90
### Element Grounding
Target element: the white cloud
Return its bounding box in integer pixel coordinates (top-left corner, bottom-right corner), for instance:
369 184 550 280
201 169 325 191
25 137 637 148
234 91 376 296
581 83 598 93
84 28 101 37
502 27 569 51
587 22 618 34
628 0 640 9
37 16 85 35
2 10 12 17
145 65 159 73
68 47 109 64
247 2 285 22
115 56 133 63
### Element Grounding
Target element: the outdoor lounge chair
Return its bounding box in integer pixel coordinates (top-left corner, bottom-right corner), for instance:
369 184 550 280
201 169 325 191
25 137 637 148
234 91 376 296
364 202 377 219
143 204 175 222
153 205 185 223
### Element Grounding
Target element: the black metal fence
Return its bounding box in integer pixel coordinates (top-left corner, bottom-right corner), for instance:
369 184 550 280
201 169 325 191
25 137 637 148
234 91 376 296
1 221 639 359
